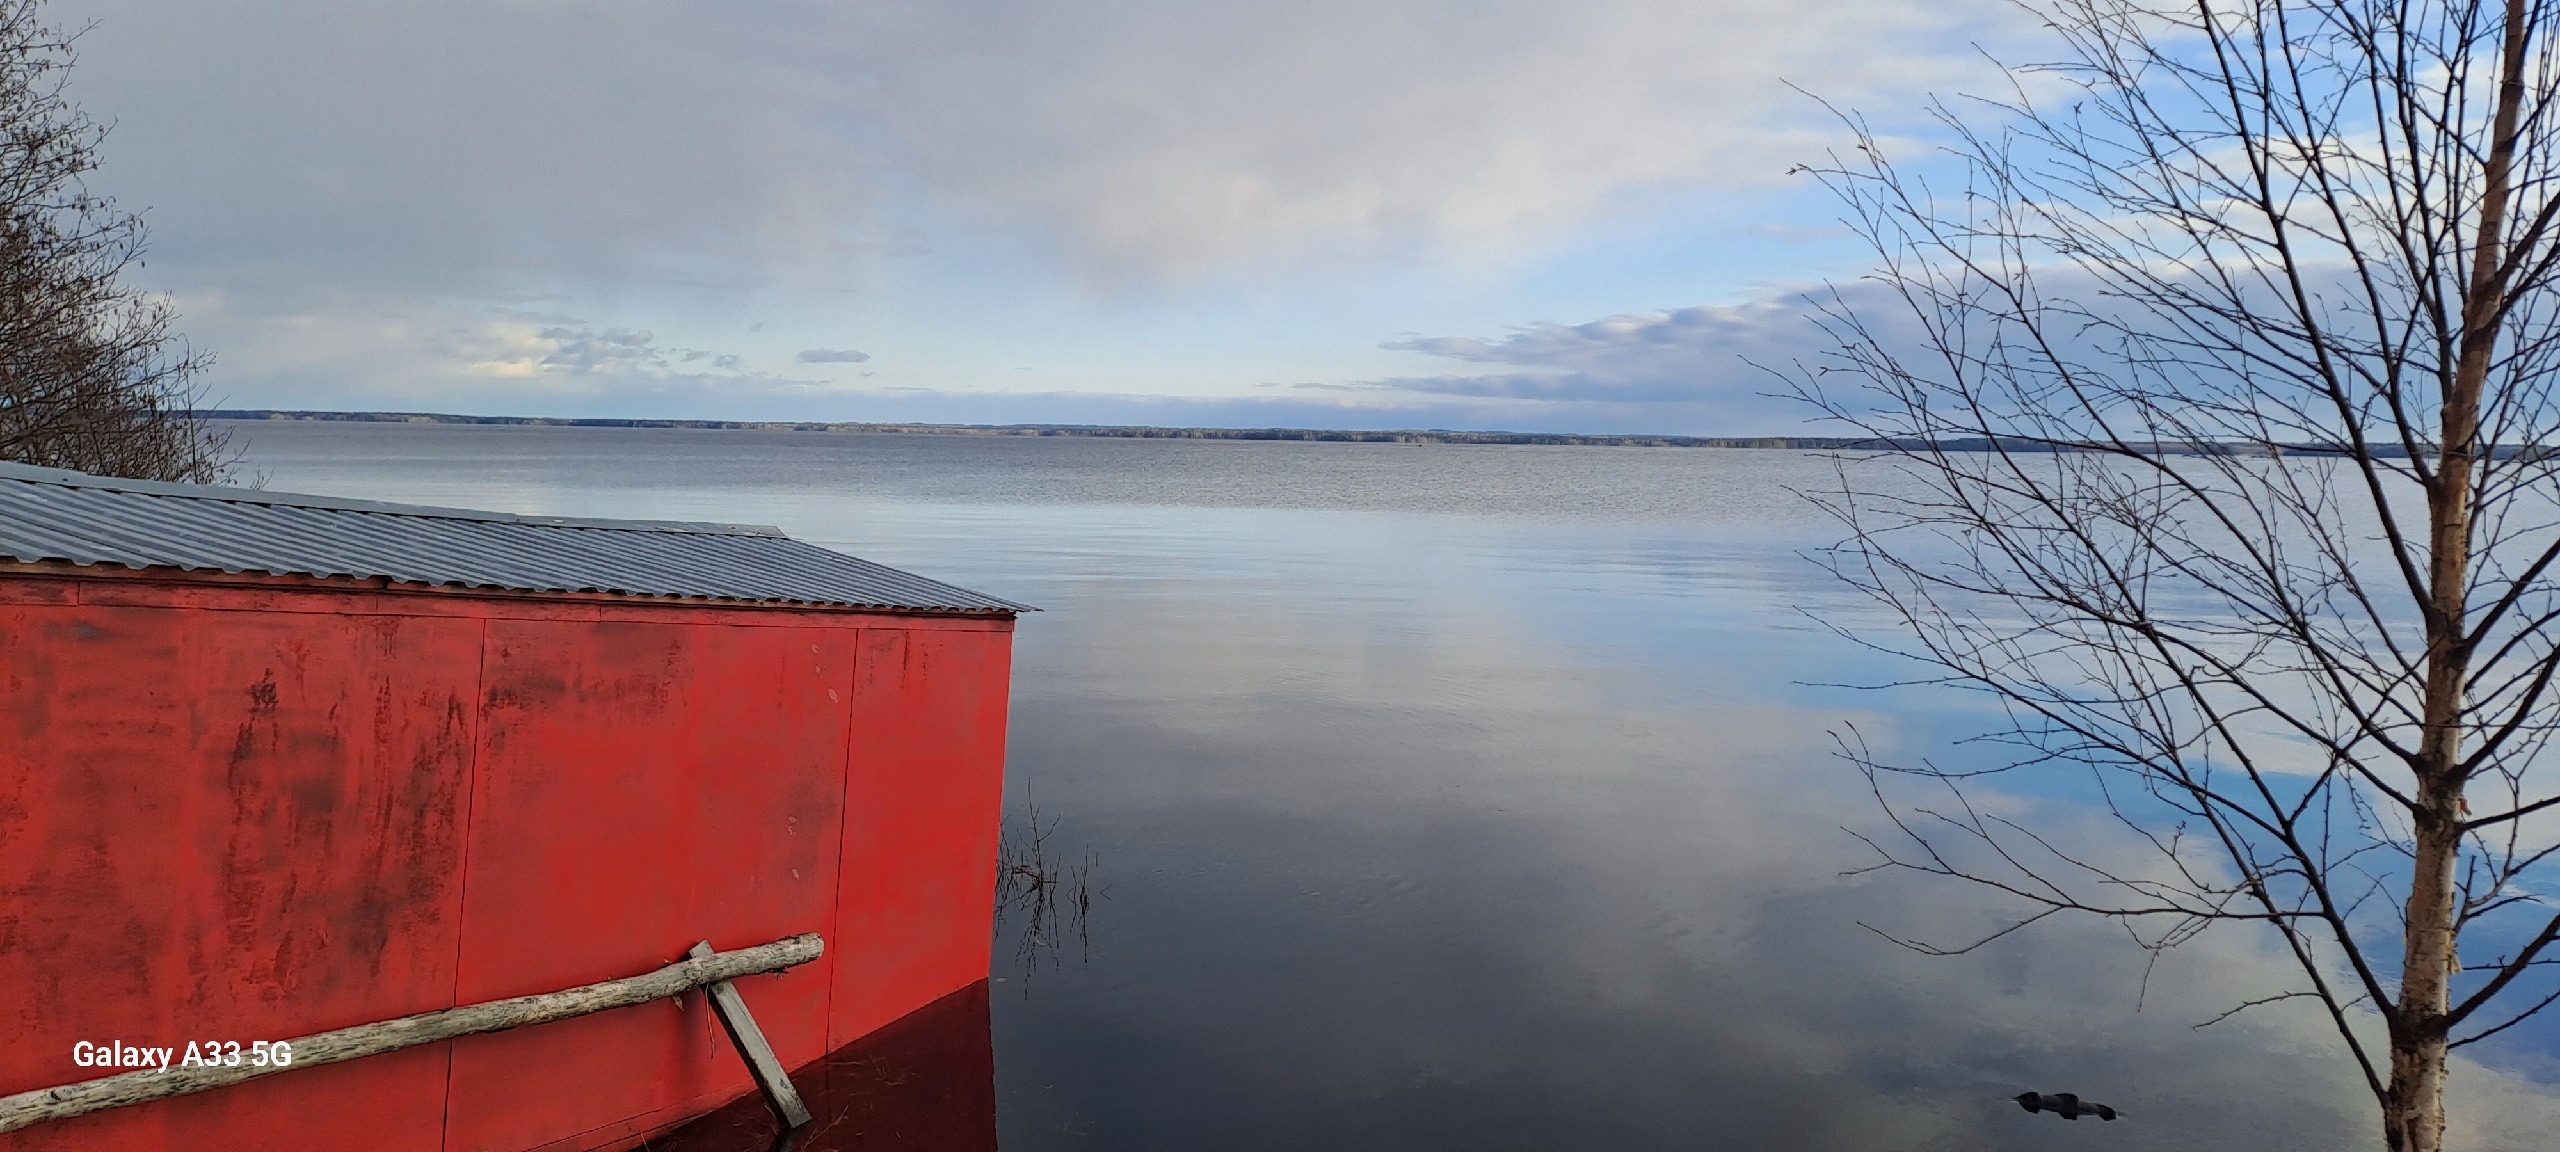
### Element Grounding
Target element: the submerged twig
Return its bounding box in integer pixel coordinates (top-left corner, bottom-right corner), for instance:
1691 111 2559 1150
994 794 1104 986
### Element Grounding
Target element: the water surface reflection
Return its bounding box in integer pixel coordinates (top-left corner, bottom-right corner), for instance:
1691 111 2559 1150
229 423 2560 1150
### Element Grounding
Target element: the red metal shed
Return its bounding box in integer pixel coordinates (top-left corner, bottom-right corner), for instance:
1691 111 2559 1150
0 461 1024 1151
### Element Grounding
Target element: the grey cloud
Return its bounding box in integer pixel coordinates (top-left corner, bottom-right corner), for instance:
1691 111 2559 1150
63 0 2023 294
536 326 659 375
55 0 2022 420
54 4 922 324
845 0 2024 280
342 310 789 406
1370 291 1885 418
797 348 872 363
1372 260 2376 428
523 323 753 379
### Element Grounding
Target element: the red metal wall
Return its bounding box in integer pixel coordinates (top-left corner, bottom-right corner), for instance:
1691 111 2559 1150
0 568 1014 1151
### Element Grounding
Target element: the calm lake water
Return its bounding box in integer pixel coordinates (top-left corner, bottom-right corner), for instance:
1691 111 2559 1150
229 420 2560 1151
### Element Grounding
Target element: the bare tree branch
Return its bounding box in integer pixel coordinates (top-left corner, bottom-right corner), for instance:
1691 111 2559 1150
0 0 222 483
1790 3 2560 1148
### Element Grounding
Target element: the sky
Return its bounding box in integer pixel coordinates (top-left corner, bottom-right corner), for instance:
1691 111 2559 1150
59 0 2033 435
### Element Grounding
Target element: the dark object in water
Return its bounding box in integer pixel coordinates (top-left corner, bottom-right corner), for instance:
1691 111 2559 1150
2016 1092 2120 1121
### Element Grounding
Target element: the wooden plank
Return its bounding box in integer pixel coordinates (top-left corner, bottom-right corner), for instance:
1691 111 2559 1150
0 933 824 1135
688 941 814 1129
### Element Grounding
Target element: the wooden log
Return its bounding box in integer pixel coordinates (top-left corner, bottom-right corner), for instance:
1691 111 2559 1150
0 932 824 1135
687 941 813 1129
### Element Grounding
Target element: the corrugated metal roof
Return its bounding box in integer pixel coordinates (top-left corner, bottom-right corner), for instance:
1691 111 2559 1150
0 461 1029 614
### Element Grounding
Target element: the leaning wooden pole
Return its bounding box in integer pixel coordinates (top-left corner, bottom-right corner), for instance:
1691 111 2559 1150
688 940 813 1129
0 932 824 1135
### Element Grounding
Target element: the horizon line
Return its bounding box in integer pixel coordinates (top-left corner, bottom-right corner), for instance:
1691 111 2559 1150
203 408 1853 448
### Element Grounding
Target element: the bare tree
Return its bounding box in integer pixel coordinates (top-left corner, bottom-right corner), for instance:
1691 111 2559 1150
0 0 219 483
1792 2 2560 1148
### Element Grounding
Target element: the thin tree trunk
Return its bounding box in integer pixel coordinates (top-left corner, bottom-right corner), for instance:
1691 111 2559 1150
2388 4 2532 1148
2388 808 2463 1151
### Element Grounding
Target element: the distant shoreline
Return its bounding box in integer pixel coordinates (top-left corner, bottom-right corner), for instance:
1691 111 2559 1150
204 409 1863 449
207 410 2496 459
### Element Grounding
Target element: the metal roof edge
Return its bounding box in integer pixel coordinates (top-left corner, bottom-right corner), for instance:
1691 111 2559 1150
0 461 787 538
0 555 1028 615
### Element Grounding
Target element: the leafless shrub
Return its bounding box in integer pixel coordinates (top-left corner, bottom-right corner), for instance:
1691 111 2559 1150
0 0 221 483
994 795 1100 986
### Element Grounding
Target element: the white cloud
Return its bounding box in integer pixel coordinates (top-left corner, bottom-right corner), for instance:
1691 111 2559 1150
796 348 871 364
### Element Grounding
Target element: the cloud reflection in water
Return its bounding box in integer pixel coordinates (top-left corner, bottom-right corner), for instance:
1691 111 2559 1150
230 424 2560 1150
